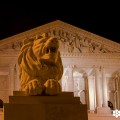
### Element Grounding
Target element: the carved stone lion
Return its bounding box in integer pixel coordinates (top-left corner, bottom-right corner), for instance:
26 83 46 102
18 33 63 95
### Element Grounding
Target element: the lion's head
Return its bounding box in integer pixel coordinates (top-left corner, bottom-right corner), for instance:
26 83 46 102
33 33 60 65
18 33 63 91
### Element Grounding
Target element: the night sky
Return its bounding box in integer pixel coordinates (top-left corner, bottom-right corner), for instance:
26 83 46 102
0 3 120 43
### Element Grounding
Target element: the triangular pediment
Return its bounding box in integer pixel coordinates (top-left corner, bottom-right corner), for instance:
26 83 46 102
0 20 120 57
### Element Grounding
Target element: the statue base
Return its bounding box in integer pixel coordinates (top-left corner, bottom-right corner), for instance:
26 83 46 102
3 91 88 120
96 107 112 115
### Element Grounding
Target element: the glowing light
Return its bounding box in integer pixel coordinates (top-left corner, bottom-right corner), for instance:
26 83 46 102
113 109 120 118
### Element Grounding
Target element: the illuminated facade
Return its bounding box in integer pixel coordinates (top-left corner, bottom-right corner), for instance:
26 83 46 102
0 20 120 113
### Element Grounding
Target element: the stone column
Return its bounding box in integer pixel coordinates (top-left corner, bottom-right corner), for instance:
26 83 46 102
67 65 74 92
115 74 120 109
102 67 108 107
95 67 103 108
117 75 120 109
88 75 96 112
95 66 111 115
15 64 20 90
9 64 15 95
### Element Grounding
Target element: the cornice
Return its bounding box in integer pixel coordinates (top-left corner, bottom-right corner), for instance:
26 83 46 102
0 51 119 59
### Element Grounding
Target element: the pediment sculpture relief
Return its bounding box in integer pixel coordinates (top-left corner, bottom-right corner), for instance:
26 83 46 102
0 29 119 54
0 41 22 54
46 29 116 53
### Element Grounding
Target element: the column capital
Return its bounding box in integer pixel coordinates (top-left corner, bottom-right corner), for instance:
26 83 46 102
68 64 75 68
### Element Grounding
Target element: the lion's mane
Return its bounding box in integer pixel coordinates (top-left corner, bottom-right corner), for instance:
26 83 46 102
18 34 63 90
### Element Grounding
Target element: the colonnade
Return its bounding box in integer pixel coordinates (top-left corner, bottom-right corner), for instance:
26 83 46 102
62 65 114 112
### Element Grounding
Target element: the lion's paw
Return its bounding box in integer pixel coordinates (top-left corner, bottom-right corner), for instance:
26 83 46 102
44 79 61 95
23 79 43 95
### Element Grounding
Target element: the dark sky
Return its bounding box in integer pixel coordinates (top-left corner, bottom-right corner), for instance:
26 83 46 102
0 3 120 43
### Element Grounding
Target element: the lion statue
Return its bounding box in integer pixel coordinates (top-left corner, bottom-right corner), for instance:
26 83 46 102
18 33 63 95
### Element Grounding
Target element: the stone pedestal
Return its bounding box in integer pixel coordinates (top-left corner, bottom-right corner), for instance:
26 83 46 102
3 91 88 120
96 107 112 115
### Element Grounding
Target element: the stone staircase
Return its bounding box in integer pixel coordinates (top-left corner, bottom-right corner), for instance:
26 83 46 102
1 111 120 120
88 113 120 120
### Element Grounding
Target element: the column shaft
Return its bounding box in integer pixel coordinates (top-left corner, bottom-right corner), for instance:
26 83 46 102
95 67 103 107
68 65 74 92
102 67 108 107
9 64 15 95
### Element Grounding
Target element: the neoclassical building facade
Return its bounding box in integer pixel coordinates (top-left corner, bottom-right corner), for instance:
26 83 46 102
0 20 120 113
